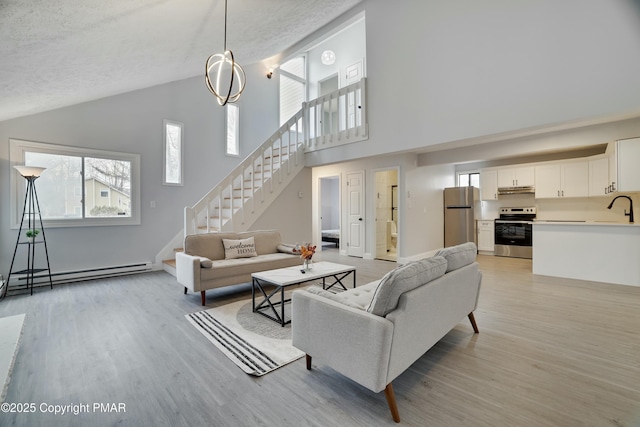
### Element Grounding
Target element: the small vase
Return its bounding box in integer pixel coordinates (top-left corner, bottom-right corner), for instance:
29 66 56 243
303 258 313 271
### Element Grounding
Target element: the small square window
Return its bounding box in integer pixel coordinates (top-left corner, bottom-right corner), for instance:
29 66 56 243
100 190 109 198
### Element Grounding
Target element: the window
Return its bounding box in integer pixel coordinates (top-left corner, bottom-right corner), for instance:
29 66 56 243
458 172 480 188
10 139 140 228
279 56 307 126
163 119 183 186
226 105 239 157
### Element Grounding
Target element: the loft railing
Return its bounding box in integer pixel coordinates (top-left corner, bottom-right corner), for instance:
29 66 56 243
183 78 367 238
305 77 368 151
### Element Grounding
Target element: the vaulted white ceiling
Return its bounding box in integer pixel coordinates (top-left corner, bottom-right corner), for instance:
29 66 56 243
0 0 361 122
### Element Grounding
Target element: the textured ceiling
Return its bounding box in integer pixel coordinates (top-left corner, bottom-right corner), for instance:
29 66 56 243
0 0 361 122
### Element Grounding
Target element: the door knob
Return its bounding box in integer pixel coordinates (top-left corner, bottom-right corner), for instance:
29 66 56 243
359 218 363 221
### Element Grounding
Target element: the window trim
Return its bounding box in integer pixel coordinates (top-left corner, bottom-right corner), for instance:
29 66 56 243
162 119 184 186
9 138 141 228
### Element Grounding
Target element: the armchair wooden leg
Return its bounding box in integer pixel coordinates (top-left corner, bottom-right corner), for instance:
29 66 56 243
306 354 312 370
384 383 400 423
468 312 479 333
201 291 206 306
184 287 187 295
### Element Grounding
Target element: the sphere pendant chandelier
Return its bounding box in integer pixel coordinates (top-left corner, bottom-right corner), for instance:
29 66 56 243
205 0 246 106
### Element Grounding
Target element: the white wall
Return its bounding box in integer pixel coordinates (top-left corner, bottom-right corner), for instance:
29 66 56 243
305 0 640 167
307 18 366 98
404 163 455 259
0 62 279 275
6 0 640 275
250 168 313 245
312 153 440 261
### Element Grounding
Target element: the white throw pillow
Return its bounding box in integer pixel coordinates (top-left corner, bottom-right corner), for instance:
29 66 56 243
222 237 258 259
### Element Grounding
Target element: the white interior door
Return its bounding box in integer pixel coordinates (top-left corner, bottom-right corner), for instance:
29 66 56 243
346 171 365 257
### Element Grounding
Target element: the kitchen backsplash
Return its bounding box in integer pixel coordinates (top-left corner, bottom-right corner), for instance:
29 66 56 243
478 192 640 222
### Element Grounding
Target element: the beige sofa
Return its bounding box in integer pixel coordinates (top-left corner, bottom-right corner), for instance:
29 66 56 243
291 242 482 423
176 230 301 305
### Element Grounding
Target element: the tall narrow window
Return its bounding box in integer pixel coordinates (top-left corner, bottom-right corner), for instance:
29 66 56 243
163 119 183 186
226 105 240 156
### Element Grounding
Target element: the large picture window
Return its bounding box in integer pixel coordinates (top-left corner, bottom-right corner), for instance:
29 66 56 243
10 139 140 228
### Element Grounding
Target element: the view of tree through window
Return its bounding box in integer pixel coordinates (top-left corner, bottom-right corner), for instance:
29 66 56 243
25 152 132 219
85 157 131 217
164 121 182 185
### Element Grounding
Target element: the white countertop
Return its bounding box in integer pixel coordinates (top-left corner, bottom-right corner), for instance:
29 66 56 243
533 220 639 227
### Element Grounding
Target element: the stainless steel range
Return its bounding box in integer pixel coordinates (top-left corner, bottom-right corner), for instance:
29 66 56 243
494 207 536 259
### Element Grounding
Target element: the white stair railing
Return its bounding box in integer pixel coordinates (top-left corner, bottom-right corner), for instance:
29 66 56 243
184 110 306 238
182 78 367 239
306 78 368 151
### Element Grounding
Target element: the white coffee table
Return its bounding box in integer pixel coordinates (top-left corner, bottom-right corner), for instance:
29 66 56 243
251 261 356 326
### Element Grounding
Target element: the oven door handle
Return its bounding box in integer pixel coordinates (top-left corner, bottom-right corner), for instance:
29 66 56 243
495 220 533 224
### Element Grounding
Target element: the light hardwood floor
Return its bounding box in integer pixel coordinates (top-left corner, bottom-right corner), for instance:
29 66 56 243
0 251 639 426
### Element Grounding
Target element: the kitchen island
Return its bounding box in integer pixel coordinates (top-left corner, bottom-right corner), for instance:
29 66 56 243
533 221 640 287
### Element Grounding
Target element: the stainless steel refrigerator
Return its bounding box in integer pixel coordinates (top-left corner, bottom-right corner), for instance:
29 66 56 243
444 187 479 247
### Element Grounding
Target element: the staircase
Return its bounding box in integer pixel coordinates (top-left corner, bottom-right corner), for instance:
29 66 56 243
159 78 368 274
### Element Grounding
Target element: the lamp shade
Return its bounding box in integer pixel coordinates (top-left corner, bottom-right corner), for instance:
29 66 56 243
14 165 46 178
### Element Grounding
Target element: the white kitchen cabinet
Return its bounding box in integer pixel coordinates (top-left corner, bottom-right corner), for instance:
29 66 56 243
535 164 561 198
480 169 498 200
588 156 609 197
497 166 534 187
607 142 617 193
561 161 589 197
617 137 640 192
477 220 494 252
535 161 588 198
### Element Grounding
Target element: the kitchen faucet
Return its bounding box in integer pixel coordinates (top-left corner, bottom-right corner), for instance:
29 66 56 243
607 195 634 223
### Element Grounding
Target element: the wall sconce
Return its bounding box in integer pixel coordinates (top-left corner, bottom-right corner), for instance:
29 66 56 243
266 69 273 79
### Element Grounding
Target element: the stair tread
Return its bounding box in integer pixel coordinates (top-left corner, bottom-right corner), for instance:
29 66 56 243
163 259 176 267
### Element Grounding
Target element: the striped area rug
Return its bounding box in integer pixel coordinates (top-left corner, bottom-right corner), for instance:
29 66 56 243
186 298 304 376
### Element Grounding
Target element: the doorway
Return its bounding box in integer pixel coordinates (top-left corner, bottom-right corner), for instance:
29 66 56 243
319 176 340 252
375 169 398 262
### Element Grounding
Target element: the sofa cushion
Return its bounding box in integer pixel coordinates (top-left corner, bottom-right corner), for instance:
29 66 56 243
366 256 448 316
237 230 282 255
200 253 299 281
306 280 379 311
222 237 258 259
434 242 477 272
184 232 238 261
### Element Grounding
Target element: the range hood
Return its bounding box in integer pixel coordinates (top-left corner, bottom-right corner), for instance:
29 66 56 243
497 186 535 195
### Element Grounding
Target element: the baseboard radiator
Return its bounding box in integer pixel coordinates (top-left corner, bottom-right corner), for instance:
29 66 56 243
5 262 153 293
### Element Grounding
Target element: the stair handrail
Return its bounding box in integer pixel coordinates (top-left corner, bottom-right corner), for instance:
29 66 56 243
183 78 367 238
184 109 306 237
